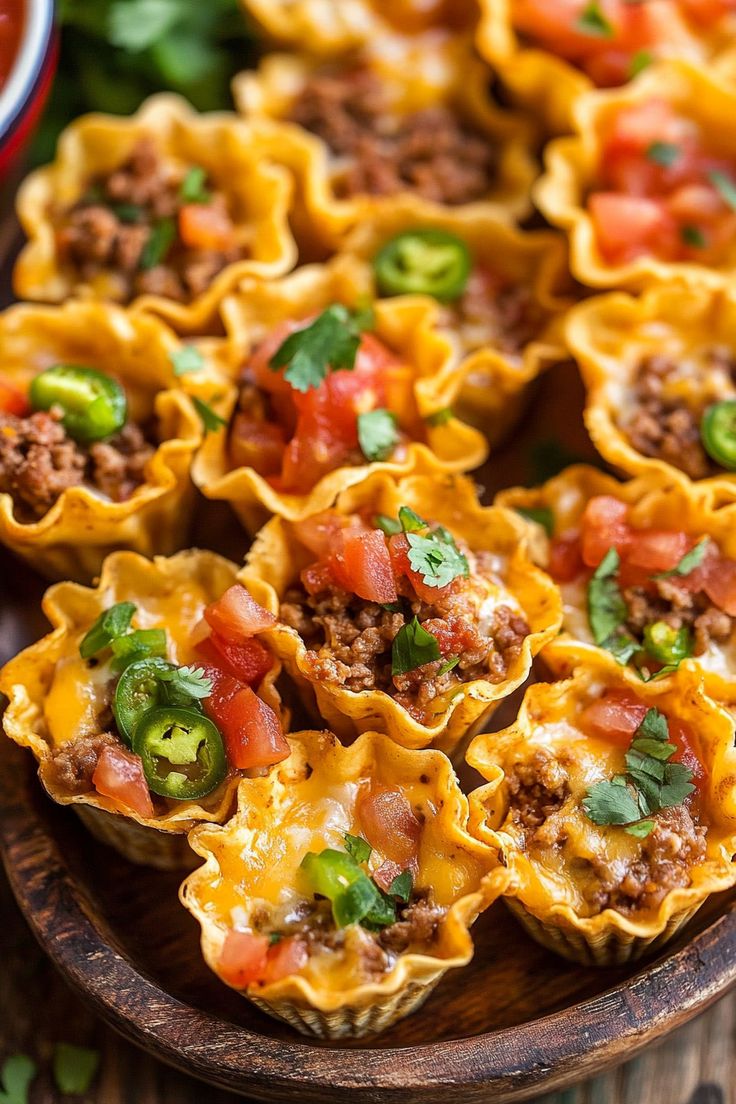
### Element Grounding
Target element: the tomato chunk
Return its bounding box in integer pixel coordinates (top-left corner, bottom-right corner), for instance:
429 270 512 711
0 379 29 416
357 784 421 867
204 584 276 639
229 415 286 476
388 531 451 603
178 203 236 251
580 689 649 748
580 496 631 567
204 683 289 769
261 935 309 985
548 532 584 582
196 632 273 687
337 529 398 604
92 745 154 818
668 718 707 789
218 931 270 988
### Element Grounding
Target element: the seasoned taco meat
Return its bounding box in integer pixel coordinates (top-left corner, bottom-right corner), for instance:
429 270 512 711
45 731 118 795
447 268 548 356
622 575 734 655
290 69 497 205
0 408 155 520
57 138 243 303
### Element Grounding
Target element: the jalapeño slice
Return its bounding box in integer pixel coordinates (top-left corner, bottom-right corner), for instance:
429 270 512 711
29 364 127 443
113 657 174 745
701 400 736 471
132 706 227 801
373 229 471 301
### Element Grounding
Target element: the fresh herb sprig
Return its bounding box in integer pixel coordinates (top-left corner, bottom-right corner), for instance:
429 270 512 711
269 305 372 393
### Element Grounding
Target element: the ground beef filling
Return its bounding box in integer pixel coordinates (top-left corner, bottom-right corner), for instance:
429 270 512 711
622 574 734 656
280 563 530 723
290 69 498 205
451 277 547 357
506 749 570 840
622 351 736 479
45 731 117 795
57 138 243 303
0 408 155 520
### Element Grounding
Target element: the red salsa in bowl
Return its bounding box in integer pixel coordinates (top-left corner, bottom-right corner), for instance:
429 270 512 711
0 0 55 181
0 0 25 90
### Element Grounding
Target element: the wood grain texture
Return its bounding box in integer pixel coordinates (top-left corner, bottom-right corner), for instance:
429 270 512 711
1 361 735 1102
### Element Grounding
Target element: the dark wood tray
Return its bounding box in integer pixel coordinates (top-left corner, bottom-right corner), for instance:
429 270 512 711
1 363 735 1102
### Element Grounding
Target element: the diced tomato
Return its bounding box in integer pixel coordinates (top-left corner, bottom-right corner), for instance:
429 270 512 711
92 745 154 818
204 683 289 769
218 931 270 988
229 415 286 476
700 554 736 616
388 531 451 603
624 529 690 573
196 633 273 687
294 511 348 557
335 529 398 604
261 935 309 985
178 203 236 251
357 784 421 867
580 689 649 748
0 379 29 416
548 532 585 583
204 584 276 640
580 496 631 567
590 193 681 265
300 561 338 597
199 664 243 710
668 717 707 789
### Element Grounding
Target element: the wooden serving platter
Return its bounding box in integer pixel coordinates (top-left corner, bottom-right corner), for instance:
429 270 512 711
1 362 735 1102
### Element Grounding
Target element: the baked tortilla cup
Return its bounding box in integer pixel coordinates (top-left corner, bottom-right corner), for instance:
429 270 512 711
241 0 479 53
192 259 489 534
181 728 508 1038
534 61 736 290
476 0 736 135
340 200 572 444
467 658 736 965
14 93 296 333
499 464 736 700
233 42 536 252
566 283 736 487
240 470 562 756
0 550 286 870
0 300 209 582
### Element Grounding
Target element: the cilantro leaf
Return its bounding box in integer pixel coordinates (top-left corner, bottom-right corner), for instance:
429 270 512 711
583 779 642 825
659 761 696 807
587 547 627 644
80 601 137 659
655 537 708 579
681 225 707 248
170 345 205 376
357 408 399 462
179 165 210 204
344 833 372 864
193 396 227 433
387 869 413 902
398 506 427 532
437 655 460 676
269 305 368 393
516 506 554 537
708 169 736 212
374 514 402 536
406 530 469 589
52 1043 100 1096
391 617 441 675
634 706 670 746
139 216 176 269
576 1 613 37
269 931 283 945
625 819 655 838
646 142 680 168
629 50 652 77
426 407 453 427
157 664 213 702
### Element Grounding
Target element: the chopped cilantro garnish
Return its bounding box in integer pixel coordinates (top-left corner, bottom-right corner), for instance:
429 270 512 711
516 506 554 537
387 869 413 902
398 506 426 533
406 530 469 589
269 931 283 945
681 225 707 248
655 537 708 579
629 50 653 78
625 819 655 838
156 664 213 701
583 707 695 831
344 833 372 864
52 1044 100 1096
708 170 736 212
646 141 680 168
193 396 227 433
179 165 210 204
391 617 441 675
269 305 369 393
80 601 136 659
170 345 205 376
426 407 453 427
0 1055 36 1104
437 655 460 676
587 549 640 666
374 514 402 536
139 216 176 269
576 0 613 37
357 408 399 462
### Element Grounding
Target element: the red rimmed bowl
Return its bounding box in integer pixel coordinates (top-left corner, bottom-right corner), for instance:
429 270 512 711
0 0 56 178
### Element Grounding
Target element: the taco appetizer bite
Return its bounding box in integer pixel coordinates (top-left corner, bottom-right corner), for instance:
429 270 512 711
535 61 736 289
468 659 736 964
181 728 508 1037
567 284 736 483
14 94 296 332
241 471 561 754
501 466 736 696
0 300 208 581
193 261 488 532
0 551 288 869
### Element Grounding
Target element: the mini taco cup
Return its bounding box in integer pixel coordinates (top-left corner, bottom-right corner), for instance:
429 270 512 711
240 470 561 755
192 258 489 534
467 656 736 965
14 93 297 333
0 300 213 581
233 42 536 252
566 283 736 486
499 464 736 700
534 61 736 291
0 550 288 870
181 728 508 1038
340 200 573 444
476 0 736 135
